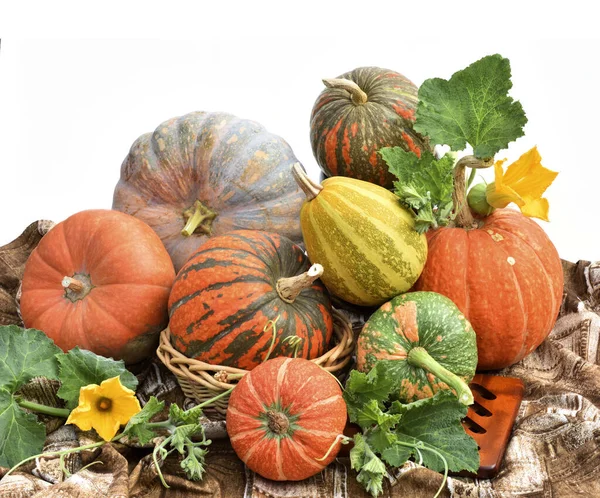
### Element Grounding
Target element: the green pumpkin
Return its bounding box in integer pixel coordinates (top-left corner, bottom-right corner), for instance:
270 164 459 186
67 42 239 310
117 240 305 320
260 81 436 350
356 291 477 405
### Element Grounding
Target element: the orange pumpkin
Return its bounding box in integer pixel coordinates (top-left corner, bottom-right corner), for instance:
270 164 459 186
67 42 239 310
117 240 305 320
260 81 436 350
415 208 563 370
226 357 347 481
20 209 175 364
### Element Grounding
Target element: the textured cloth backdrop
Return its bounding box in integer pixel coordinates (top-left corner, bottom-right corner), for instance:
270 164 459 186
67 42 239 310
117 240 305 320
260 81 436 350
1 223 599 497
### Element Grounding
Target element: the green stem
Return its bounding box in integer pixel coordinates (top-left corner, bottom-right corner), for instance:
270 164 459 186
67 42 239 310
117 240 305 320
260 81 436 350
195 387 234 409
2 440 107 480
407 347 474 405
17 399 71 418
466 167 477 190
181 200 217 237
395 441 448 498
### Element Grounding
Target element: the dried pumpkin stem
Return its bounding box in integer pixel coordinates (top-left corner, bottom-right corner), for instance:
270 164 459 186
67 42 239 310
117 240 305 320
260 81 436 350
62 276 84 292
291 163 322 200
407 347 474 405
322 78 368 105
276 264 324 303
453 155 494 229
182 200 218 237
266 410 290 435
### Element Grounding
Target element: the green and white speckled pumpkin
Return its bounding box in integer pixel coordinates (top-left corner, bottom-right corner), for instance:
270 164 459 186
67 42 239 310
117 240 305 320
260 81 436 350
357 291 477 405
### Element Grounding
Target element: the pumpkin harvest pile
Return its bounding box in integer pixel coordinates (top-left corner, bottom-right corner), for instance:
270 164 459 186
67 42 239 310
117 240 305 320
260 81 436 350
0 53 565 498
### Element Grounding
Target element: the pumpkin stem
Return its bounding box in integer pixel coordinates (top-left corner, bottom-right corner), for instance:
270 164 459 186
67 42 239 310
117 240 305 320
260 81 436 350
322 78 368 105
266 410 290 435
62 273 94 302
291 163 322 201
407 346 474 405
182 200 218 237
453 155 494 229
276 264 324 303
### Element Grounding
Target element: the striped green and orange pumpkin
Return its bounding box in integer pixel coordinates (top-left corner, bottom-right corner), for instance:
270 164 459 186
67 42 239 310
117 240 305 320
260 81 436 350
357 291 478 405
310 66 430 189
292 164 427 307
168 230 334 370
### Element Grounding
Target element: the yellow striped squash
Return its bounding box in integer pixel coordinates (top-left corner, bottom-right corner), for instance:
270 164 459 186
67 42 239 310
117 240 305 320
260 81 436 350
292 164 427 306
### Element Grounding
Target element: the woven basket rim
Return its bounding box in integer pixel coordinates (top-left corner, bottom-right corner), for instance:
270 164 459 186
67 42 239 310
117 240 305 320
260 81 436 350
156 307 355 397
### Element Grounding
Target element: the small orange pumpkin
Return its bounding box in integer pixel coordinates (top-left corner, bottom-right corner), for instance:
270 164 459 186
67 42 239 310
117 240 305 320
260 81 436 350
20 209 175 364
226 357 347 481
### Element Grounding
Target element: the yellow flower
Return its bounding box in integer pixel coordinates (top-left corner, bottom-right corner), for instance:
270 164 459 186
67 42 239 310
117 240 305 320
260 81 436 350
486 146 558 221
66 376 141 441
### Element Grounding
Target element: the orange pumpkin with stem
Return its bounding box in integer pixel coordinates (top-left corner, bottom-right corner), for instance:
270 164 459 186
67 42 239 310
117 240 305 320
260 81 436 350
414 156 563 370
20 209 176 364
226 357 347 481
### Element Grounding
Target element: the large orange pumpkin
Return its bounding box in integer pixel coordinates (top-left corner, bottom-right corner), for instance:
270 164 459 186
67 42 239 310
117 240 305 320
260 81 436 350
415 208 563 370
226 357 347 481
20 209 175 364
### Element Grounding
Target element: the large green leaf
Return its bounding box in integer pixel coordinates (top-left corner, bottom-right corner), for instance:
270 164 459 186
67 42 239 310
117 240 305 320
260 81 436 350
415 54 527 158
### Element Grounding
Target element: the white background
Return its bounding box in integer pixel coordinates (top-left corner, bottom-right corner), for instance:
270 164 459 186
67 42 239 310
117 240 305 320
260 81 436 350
1 3 600 264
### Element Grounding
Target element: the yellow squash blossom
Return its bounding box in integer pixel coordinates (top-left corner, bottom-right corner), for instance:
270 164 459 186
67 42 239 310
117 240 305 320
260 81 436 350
66 376 141 441
486 146 558 221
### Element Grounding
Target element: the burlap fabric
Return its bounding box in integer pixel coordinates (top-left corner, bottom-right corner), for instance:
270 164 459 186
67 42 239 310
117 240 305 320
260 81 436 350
1 222 599 497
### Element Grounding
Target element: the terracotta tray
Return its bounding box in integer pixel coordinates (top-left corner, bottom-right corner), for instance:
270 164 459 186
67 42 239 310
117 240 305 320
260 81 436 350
459 373 524 479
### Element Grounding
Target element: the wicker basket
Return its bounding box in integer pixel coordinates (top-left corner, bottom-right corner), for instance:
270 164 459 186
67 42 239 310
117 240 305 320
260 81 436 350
156 308 355 417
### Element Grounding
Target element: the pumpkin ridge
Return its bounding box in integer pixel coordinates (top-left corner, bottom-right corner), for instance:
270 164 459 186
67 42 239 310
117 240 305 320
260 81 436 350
275 439 285 480
32 235 70 279
296 394 343 416
305 205 366 304
312 193 410 296
229 427 263 443
245 373 268 414
284 436 326 471
169 274 271 316
486 223 557 359
275 358 293 405
175 254 266 281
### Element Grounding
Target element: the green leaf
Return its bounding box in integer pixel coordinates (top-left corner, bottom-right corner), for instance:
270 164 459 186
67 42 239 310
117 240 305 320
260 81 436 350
394 391 479 473
171 424 204 453
344 362 396 409
57 347 138 409
415 54 527 158
169 402 204 426
380 148 455 233
121 396 165 445
380 443 413 468
0 325 62 393
350 434 386 497
0 388 46 467
180 444 208 481
349 399 402 432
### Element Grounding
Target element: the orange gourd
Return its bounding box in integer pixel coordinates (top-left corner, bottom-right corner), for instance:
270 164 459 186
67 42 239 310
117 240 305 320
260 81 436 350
20 209 175 364
414 161 563 370
226 357 347 481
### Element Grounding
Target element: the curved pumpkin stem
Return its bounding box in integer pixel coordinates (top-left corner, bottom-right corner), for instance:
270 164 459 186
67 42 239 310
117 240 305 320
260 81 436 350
291 163 322 201
322 78 368 105
453 155 494 229
407 347 474 405
276 264 324 303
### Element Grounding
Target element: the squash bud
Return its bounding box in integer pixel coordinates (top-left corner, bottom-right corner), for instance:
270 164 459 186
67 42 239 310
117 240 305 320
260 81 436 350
467 183 495 217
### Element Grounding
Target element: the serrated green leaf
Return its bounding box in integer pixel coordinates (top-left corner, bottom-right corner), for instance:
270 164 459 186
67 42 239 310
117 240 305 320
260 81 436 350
57 347 138 409
180 445 208 481
366 426 397 454
394 391 479 473
349 399 402 432
350 434 386 497
0 388 46 467
380 443 413 468
169 402 204 426
171 424 204 453
0 325 62 393
380 148 455 233
121 396 165 445
415 54 527 158
344 362 396 407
